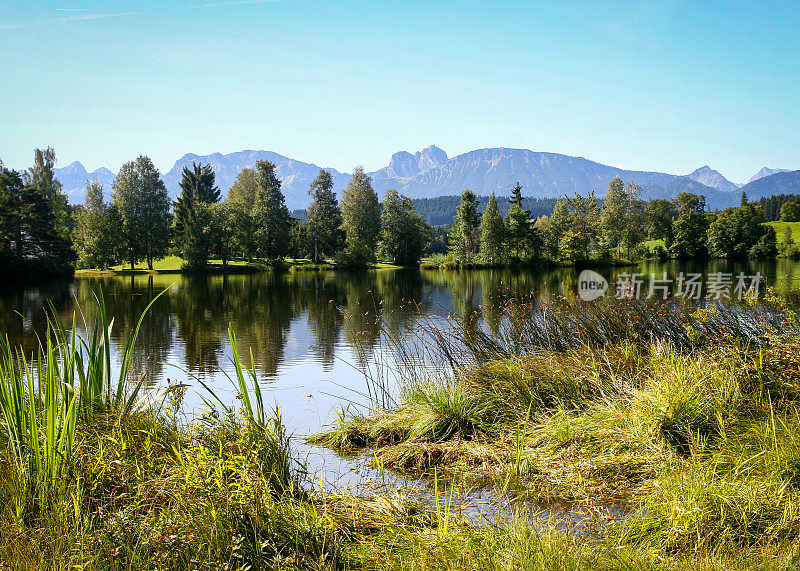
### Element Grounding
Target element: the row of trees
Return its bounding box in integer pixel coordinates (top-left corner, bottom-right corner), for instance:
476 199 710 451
2 147 791 276
74 157 433 270
446 178 780 265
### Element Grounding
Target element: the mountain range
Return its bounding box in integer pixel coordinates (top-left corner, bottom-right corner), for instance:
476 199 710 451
51 146 795 211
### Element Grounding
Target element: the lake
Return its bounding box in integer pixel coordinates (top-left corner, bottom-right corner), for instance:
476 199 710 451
1 259 797 510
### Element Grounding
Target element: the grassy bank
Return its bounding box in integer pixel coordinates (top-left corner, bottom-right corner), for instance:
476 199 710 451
75 256 402 277
311 296 800 567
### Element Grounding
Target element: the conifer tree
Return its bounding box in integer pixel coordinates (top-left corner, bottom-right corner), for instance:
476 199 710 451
306 169 343 263
252 160 290 263
509 182 524 209
0 166 75 274
341 166 380 256
480 194 505 265
449 189 480 261
173 163 220 269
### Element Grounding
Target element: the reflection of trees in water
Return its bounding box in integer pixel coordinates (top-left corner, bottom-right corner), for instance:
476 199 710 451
224 273 296 378
74 275 173 383
5 261 794 389
172 274 227 375
290 272 345 370
340 271 383 368
0 278 75 357
375 269 428 337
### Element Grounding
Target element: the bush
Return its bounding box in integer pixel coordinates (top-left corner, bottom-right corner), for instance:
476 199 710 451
780 201 800 222
333 243 375 268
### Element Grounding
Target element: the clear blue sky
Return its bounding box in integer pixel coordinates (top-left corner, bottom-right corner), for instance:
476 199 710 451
1 0 798 182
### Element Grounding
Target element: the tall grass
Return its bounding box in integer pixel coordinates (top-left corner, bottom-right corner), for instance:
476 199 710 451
386 295 800 382
0 334 77 511
0 289 166 514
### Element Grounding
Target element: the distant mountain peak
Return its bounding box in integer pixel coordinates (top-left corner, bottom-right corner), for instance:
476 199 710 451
379 145 449 180
416 145 447 170
749 167 790 184
687 165 738 193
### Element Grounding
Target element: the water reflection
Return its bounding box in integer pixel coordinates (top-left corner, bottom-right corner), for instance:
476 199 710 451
2 261 798 387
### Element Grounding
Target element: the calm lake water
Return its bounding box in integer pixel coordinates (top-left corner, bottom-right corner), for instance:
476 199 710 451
1 260 798 514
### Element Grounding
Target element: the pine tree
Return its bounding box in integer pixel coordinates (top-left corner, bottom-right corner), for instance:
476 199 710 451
480 194 505 265
252 160 291 263
506 204 531 259
510 182 524 208
780 225 799 259
448 189 480 261
74 179 119 269
341 166 380 256
306 169 343 263
112 156 172 270
173 163 220 269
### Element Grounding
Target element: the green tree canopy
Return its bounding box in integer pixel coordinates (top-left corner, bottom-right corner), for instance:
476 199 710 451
644 198 676 248
306 169 343 263
74 180 120 269
224 168 258 260
252 160 291 263
173 163 221 269
448 189 480 261
378 189 431 266
480 194 505 265
780 201 800 222
600 178 644 257
0 167 75 275
707 204 774 260
341 166 380 254
112 156 172 270
779 225 799 259
670 192 708 259
25 147 70 238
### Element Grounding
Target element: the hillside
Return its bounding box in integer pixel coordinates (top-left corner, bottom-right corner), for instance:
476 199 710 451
749 167 790 183
739 170 800 200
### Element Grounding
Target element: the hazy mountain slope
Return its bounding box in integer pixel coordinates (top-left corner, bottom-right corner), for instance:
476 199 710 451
373 147 731 207
739 170 800 200
749 167 790 184
687 166 739 193
52 146 774 211
161 150 350 209
54 162 115 202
